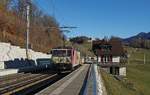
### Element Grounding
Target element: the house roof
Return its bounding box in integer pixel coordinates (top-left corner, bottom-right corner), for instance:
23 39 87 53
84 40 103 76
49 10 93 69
109 39 124 56
92 39 125 56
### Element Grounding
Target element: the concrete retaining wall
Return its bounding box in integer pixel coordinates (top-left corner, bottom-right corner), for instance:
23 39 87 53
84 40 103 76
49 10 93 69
0 69 19 76
94 64 107 95
0 42 52 69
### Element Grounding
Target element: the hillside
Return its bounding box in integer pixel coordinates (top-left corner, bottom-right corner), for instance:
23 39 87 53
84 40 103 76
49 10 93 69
0 1 63 53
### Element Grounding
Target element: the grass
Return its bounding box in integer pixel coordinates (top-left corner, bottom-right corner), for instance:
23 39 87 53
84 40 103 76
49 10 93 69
127 64 150 95
101 69 140 95
101 47 150 95
125 47 150 64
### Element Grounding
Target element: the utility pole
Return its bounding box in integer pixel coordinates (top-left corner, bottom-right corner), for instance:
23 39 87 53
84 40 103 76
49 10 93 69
26 0 31 59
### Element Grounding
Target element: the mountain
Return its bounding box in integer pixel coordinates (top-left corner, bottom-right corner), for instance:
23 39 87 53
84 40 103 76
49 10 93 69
123 32 150 43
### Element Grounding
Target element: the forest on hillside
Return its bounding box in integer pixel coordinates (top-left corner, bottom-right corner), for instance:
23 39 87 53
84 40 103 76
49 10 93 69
123 32 150 49
0 0 63 53
129 38 150 49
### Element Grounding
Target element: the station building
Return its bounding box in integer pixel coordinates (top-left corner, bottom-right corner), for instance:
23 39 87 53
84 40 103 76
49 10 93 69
92 38 127 76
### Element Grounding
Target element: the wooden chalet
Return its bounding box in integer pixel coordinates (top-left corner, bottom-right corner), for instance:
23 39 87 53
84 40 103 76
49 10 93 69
92 38 127 76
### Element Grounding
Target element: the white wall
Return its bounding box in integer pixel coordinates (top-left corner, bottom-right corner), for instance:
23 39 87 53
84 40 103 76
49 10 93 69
0 42 52 69
0 62 5 69
98 56 120 63
98 57 101 62
112 56 120 63
0 69 18 76
119 67 126 76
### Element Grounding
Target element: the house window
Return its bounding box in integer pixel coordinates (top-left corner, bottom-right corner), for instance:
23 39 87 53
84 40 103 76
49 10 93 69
101 56 109 63
101 56 103 62
104 56 107 62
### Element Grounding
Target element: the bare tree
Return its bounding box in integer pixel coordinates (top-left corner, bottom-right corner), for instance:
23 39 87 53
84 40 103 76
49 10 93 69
0 0 11 10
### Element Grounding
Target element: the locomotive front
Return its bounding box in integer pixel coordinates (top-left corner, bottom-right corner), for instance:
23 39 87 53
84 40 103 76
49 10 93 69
51 48 72 71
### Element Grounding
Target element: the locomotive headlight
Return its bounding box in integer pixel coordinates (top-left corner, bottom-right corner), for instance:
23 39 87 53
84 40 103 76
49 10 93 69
52 57 59 63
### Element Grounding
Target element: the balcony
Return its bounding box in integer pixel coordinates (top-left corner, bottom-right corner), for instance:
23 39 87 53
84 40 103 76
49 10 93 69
98 62 126 67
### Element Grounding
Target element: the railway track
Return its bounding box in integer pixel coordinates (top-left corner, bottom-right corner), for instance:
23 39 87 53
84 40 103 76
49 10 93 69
0 69 54 83
0 73 25 81
0 73 56 95
0 66 81 95
0 73 42 88
0 71 70 95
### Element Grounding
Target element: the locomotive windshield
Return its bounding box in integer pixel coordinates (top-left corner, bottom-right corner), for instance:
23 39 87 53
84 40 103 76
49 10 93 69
52 49 71 57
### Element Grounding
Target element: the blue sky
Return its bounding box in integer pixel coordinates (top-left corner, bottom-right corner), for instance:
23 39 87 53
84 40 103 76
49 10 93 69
33 0 150 39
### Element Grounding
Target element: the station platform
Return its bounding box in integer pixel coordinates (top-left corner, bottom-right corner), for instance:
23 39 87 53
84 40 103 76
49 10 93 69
36 64 90 95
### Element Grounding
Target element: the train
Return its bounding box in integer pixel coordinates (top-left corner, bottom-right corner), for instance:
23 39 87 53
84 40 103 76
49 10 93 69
51 47 81 73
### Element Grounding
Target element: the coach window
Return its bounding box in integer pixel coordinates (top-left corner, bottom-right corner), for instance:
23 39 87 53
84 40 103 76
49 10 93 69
67 50 71 56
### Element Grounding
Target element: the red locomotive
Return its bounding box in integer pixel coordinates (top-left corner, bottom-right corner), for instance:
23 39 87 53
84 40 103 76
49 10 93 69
51 47 81 72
